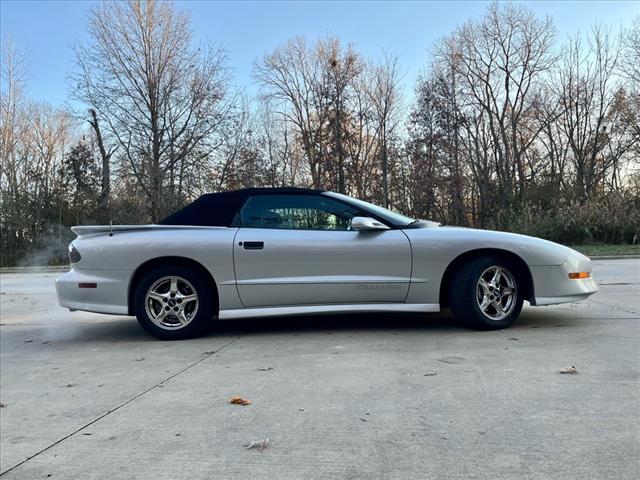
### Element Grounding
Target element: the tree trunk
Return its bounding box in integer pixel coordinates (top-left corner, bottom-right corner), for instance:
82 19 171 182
88 109 111 223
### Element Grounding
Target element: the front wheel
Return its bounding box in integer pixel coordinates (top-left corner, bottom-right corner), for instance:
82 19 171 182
133 265 214 340
449 256 523 330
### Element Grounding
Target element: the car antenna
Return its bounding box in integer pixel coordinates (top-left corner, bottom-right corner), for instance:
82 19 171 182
109 219 114 237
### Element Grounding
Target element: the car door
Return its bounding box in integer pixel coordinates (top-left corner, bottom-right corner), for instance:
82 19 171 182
232 194 412 308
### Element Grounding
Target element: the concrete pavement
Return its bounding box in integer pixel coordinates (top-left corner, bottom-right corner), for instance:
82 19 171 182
1 260 639 479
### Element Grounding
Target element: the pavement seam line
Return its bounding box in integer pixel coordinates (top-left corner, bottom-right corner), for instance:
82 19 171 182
589 298 640 317
0 334 245 477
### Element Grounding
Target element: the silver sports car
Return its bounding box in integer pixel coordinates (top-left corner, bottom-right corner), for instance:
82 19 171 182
56 188 598 339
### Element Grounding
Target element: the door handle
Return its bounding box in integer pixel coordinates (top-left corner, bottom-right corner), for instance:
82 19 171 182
243 241 264 250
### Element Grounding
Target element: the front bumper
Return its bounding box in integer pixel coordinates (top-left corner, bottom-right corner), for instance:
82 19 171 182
55 268 131 315
530 254 598 306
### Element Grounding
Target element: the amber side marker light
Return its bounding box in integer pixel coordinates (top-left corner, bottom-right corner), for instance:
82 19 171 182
568 272 590 279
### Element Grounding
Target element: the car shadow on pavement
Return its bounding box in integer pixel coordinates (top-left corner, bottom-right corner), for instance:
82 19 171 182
6 305 582 345
205 310 458 337
200 306 582 338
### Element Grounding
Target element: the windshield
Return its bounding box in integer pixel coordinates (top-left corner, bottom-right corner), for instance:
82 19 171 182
325 192 416 227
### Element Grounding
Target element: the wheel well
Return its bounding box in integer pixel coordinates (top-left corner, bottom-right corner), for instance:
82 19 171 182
439 249 534 308
127 256 218 315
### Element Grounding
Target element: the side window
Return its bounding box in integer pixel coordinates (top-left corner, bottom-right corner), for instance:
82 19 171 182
237 195 362 230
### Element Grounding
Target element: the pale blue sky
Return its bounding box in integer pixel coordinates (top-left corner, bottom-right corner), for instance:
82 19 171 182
1 0 638 105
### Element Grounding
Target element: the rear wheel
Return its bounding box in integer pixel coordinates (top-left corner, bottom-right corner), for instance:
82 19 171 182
133 265 214 340
449 256 523 330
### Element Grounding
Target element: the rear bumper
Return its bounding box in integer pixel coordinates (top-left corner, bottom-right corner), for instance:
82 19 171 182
530 255 598 306
55 269 131 315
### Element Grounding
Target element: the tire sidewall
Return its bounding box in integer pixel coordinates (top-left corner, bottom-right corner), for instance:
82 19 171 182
134 265 214 340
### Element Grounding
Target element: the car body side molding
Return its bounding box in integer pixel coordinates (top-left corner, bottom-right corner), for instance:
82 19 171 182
218 303 440 320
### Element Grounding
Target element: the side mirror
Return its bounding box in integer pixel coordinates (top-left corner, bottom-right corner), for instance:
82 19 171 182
350 216 390 231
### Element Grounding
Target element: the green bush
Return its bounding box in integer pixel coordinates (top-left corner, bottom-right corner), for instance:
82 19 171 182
507 194 640 245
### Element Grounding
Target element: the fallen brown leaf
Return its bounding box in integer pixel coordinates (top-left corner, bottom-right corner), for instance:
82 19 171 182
244 438 269 452
230 396 252 405
559 366 578 374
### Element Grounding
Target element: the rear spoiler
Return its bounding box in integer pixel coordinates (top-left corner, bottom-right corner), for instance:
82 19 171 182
70 225 217 237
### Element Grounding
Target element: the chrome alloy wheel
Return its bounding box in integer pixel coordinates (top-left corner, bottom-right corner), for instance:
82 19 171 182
476 266 517 321
144 276 199 330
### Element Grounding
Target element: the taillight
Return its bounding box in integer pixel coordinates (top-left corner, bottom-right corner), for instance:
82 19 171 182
69 245 81 263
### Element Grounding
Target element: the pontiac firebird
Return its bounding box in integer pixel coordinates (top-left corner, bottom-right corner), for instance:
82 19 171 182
55 188 598 339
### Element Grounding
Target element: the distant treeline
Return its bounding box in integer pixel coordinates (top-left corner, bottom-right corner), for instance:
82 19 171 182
1 1 639 266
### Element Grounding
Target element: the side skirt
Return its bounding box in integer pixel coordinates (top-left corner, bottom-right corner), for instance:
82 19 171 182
218 303 440 320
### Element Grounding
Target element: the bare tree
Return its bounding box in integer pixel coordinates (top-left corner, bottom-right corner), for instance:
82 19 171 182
87 108 115 221
446 2 556 217
619 16 640 162
430 40 468 225
344 69 378 200
368 53 403 207
0 37 30 198
255 36 368 192
71 0 230 220
557 26 622 202
0 39 75 266
320 38 363 193
256 100 299 187
620 15 640 85
406 76 447 222
255 37 331 189
211 97 256 190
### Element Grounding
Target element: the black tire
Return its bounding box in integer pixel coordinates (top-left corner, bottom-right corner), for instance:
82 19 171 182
133 265 215 340
449 255 524 330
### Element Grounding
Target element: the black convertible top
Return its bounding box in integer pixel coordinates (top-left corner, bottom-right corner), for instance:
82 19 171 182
159 187 325 227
